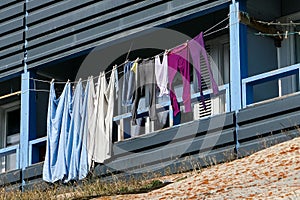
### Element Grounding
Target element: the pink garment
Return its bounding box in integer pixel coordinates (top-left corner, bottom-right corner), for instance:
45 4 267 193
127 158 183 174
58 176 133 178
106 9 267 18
168 43 191 116
188 32 219 108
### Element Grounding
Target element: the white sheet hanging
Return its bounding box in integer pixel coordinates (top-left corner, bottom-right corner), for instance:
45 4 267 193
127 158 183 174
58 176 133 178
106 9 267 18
104 66 119 160
93 72 109 163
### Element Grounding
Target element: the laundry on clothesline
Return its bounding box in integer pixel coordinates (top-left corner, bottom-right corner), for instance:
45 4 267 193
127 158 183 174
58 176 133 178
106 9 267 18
43 30 220 183
43 67 119 183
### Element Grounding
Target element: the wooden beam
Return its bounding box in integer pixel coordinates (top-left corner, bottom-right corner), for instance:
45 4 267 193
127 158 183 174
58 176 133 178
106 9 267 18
0 91 21 100
238 11 282 39
238 11 283 48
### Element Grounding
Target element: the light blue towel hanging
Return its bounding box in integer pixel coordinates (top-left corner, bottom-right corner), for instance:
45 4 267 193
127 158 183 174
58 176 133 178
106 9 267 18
78 78 91 180
65 79 90 181
43 82 72 183
66 80 84 181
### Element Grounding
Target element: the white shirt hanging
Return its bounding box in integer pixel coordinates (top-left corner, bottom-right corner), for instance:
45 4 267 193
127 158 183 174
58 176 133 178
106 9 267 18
155 53 169 97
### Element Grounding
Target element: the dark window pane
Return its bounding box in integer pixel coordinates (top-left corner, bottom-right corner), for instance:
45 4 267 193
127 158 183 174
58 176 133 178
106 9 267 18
6 108 20 136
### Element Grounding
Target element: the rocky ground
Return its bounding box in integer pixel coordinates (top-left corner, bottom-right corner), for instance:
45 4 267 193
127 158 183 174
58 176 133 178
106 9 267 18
97 137 300 199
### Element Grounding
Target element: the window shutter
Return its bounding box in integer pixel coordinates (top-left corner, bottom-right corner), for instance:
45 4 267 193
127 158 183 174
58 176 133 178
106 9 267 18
193 45 212 120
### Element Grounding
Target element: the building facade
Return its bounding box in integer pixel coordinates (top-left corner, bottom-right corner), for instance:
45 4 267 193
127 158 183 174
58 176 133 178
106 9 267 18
0 0 300 189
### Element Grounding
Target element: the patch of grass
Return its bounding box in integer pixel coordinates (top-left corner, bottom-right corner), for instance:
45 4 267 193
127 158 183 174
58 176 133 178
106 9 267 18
0 177 172 200
0 146 244 199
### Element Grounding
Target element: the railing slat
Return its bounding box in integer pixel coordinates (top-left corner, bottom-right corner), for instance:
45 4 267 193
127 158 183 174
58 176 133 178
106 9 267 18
0 145 19 157
28 136 47 165
242 63 300 108
113 84 229 121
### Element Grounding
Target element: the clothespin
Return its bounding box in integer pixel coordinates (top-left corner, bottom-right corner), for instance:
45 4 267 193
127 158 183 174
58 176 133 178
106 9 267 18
277 31 282 40
298 31 300 35
185 40 189 46
134 57 140 63
285 30 288 39
51 79 55 84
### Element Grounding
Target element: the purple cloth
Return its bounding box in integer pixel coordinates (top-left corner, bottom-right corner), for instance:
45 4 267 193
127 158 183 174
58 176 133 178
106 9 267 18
188 32 219 108
168 43 191 116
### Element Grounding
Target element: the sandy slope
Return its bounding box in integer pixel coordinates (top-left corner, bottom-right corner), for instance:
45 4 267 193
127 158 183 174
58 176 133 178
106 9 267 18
98 136 300 199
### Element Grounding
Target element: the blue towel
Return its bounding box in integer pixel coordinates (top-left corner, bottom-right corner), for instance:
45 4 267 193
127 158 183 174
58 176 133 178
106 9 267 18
43 82 72 183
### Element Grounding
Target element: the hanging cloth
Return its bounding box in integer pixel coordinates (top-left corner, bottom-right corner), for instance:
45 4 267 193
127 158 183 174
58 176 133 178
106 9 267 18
65 80 83 181
131 59 157 125
104 66 119 160
168 43 191 116
77 78 90 179
93 72 109 163
155 52 169 97
65 80 89 181
122 61 135 106
188 32 219 108
86 77 96 168
43 82 72 183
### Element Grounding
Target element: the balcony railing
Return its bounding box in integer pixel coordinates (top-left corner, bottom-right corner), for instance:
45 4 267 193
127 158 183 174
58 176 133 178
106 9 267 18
0 144 20 170
29 136 47 165
113 84 230 141
242 63 300 108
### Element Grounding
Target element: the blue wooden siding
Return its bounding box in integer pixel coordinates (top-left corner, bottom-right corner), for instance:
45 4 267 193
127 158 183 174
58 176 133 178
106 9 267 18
0 0 230 79
0 1 24 79
25 0 230 69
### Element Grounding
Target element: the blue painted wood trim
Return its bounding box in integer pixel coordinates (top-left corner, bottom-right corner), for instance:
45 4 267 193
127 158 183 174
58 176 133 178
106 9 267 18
229 0 248 152
229 0 248 112
242 63 300 108
229 2 241 112
20 71 37 171
20 72 30 171
0 72 23 84
238 0 249 105
158 0 231 29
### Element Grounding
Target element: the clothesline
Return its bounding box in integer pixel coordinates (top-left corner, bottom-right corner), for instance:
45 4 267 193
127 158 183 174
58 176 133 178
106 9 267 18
256 20 300 26
22 89 50 94
204 16 229 34
255 31 300 38
23 15 230 85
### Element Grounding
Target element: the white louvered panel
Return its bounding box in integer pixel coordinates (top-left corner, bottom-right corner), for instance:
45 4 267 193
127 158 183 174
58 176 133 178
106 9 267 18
193 45 213 120
200 45 211 91
193 98 212 120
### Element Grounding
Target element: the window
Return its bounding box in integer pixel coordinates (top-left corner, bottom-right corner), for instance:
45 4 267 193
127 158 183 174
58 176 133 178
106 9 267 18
0 101 20 172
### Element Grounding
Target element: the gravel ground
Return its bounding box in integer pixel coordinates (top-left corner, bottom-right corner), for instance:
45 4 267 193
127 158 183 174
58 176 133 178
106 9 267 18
97 136 300 199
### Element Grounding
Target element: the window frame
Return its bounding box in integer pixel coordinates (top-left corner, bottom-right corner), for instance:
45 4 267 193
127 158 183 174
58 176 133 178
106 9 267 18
0 100 21 172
